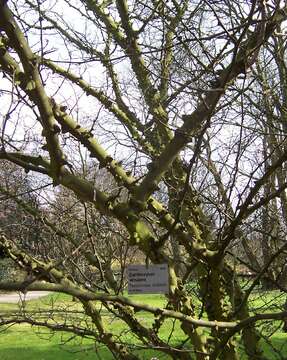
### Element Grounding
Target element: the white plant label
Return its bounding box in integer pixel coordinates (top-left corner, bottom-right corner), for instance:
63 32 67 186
127 264 169 294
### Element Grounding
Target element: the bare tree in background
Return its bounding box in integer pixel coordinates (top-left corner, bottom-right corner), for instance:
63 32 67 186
1 1 287 359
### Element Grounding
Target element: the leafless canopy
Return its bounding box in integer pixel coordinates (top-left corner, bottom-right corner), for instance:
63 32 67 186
1 1 287 359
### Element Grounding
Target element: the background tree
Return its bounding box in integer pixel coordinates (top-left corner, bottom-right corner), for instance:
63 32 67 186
1 1 287 359
0 162 46 256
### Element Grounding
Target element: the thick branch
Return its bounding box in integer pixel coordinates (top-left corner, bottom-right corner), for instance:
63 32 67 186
134 6 287 203
0 3 66 179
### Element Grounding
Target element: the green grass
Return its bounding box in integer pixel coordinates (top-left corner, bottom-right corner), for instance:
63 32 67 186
0 324 173 360
0 325 98 360
0 293 175 359
0 292 287 359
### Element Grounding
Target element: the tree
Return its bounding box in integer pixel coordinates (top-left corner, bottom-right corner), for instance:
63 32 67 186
1 1 287 359
0 161 46 256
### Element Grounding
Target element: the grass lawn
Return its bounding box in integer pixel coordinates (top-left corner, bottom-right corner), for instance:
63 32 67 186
0 291 286 359
0 293 176 359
